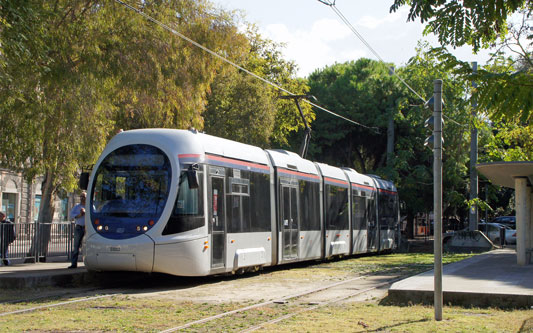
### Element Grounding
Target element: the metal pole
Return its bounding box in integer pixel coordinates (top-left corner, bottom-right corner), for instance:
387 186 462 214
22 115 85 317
433 79 443 321
469 62 479 231
485 182 489 223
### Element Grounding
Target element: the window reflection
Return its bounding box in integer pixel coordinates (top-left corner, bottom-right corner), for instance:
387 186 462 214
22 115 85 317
378 192 399 227
91 145 171 220
163 169 204 234
325 185 349 230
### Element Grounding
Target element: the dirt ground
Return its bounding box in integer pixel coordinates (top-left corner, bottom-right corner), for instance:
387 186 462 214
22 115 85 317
127 263 394 305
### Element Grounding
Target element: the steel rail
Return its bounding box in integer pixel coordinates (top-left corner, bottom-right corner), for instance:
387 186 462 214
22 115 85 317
160 275 370 332
240 276 403 332
0 293 121 317
2 287 108 305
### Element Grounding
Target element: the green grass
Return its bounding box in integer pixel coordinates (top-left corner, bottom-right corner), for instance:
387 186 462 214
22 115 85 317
2 296 530 332
285 252 474 277
259 302 533 332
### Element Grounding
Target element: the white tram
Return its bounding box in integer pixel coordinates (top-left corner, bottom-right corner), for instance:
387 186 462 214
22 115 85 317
83 129 399 276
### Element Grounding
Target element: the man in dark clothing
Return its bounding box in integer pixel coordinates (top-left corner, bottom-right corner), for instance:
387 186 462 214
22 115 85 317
0 211 15 266
69 192 86 268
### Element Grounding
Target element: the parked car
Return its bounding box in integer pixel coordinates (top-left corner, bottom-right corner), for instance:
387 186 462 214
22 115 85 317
502 225 517 245
478 222 516 245
442 222 516 247
491 216 516 229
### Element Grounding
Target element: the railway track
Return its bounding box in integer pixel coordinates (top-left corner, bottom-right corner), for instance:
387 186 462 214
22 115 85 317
240 277 401 332
0 271 205 317
160 273 401 332
0 268 402 332
0 293 121 317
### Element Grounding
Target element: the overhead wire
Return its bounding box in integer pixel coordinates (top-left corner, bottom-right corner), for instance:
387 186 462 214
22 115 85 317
318 0 469 128
114 0 380 133
317 0 427 103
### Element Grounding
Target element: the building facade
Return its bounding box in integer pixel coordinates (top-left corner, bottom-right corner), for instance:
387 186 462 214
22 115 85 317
0 169 75 223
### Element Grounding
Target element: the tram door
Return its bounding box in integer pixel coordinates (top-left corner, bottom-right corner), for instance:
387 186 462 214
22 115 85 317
367 196 378 251
281 186 299 260
210 174 226 268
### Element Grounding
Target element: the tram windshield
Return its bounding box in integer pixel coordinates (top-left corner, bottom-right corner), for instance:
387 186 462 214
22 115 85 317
91 144 171 220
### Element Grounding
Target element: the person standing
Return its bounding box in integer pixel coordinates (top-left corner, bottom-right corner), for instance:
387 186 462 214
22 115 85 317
69 192 86 269
0 211 15 266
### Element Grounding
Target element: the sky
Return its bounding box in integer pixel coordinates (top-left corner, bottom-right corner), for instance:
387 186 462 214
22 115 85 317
210 0 495 77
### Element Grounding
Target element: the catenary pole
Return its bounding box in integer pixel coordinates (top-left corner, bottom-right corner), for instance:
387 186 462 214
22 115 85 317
433 79 443 321
469 62 479 231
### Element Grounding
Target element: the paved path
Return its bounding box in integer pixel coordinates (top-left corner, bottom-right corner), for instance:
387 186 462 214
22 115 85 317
388 249 533 307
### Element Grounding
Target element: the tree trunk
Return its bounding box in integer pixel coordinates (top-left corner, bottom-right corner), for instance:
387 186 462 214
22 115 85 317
26 170 56 262
406 212 414 239
386 114 394 167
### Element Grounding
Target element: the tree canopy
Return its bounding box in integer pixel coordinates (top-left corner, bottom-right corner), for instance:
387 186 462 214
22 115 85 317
390 0 531 52
391 0 532 126
306 58 402 174
204 27 313 148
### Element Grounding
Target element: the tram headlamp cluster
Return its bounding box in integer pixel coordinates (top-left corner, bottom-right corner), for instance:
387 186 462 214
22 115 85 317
136 225 150 232
95 221 154 233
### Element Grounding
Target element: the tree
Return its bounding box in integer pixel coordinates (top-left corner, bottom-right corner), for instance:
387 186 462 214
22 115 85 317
390 0 532 124
306 58 402 174
205 69 277 147
204 26 313 148
105 0 249 131
390 0 530 52
0 0 115 258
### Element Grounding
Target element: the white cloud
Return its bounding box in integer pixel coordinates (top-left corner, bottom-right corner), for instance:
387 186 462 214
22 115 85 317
356 7 406 30
309 18 351 41
261 20 365 76
339 49 367 61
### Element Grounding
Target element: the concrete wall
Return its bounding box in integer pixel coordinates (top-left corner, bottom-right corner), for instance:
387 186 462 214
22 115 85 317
446 230 494 253
515 177 531 265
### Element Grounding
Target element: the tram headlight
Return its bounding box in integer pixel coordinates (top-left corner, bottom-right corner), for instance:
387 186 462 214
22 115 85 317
142 225 149 232
97 225 103 231
104 225 109 231
136 226 141 232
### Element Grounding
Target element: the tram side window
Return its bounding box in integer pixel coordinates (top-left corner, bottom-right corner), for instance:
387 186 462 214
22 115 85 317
227 169 251 233
250 172 271 232
367 195 376 225
300 180 320 231
390 193 399 227
227 169 271 233
325 184 349 230
378 192 398 228
352 193 366 230
163 171 204 235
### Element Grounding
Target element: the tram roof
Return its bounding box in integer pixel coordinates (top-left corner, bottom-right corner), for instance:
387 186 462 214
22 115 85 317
114 129 270 166
266 150 319 175
315 162 349 182
342 168 375 187
369 175 397 192
199 132 270 165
